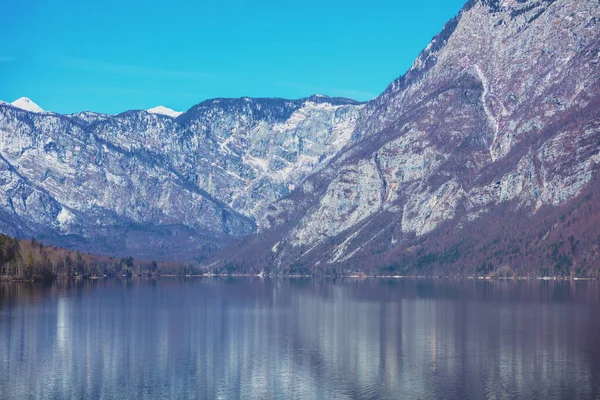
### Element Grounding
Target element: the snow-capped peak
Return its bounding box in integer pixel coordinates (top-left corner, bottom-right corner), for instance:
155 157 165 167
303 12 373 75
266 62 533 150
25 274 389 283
147 106 183 118
11 97 44 113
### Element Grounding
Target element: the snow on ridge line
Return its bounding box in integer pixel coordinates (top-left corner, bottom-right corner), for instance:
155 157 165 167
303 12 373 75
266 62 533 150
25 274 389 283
147 106 183 118
10 97 44 113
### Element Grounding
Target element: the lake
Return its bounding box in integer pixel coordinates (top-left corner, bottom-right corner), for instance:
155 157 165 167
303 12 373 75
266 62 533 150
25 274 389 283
1 278 599 399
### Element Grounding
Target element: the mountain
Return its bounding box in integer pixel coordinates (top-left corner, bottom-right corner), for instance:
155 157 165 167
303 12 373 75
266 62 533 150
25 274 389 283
209 0 600 277
147 106 183 118
0 95 362 260
1 0 598 276
10 97 44 113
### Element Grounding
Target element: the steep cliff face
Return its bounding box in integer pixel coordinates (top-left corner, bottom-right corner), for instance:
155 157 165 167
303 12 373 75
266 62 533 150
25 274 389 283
173 96 363 218
219 0 600 276
0 96 362 259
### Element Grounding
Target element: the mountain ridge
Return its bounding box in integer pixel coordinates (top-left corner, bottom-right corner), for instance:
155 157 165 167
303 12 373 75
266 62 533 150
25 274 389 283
0 94 364 259
0 0 598 277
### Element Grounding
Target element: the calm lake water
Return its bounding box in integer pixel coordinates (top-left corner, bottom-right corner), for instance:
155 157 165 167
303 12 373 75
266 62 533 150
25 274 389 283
1 278 599 399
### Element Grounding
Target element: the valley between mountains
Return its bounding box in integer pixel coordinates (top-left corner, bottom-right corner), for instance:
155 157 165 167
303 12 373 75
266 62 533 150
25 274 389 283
1 0 599 277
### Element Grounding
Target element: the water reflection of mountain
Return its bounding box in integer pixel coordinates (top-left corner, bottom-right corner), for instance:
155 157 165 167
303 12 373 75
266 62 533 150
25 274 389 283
279 281 598 398
0 279 599 398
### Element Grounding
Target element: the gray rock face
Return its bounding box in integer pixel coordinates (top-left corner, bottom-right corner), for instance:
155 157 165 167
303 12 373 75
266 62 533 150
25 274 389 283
0 96 362 259
228 0 600 272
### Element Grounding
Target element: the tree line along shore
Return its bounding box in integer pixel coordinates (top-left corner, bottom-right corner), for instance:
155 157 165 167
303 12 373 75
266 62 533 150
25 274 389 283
2 232 599 282
0 233 202 281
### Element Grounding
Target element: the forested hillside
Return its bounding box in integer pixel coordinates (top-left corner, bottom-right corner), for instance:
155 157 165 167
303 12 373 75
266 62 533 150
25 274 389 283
0 234 201 280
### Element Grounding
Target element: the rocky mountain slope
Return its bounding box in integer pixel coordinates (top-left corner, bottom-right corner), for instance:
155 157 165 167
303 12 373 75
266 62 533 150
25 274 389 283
212 0 600 277
1 0 598 275
0 95 362 259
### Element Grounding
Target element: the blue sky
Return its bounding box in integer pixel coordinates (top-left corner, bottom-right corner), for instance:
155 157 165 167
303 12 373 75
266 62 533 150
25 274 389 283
1 0 466 114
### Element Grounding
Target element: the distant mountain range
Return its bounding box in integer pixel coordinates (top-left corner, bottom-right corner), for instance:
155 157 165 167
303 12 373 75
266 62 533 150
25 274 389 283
0 94 363 260
8 97 183 118
1 0 599 276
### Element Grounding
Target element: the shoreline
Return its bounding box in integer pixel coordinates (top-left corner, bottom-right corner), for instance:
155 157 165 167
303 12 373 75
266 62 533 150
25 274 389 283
1 274 598 282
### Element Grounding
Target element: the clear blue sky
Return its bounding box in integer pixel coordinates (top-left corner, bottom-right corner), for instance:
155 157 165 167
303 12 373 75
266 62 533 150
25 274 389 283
1 0 466 114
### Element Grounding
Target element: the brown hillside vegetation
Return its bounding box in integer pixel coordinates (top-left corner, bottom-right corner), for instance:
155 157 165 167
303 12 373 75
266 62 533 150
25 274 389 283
206 172 600 279
0 235 199 281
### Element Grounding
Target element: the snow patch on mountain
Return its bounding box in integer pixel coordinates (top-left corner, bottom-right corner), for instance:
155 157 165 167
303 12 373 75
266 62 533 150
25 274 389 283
147 106 183 118
11 97 44 113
